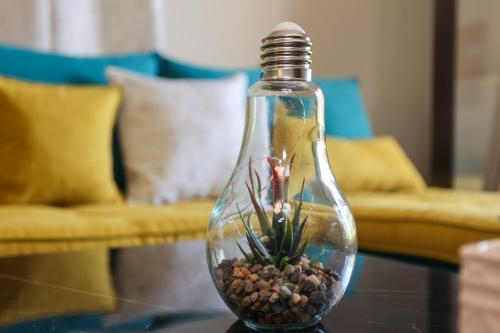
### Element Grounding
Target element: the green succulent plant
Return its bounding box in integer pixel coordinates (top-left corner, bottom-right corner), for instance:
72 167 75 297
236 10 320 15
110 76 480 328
236 156 310 270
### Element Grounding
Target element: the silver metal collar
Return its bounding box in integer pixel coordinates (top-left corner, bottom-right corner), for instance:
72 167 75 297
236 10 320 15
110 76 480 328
260 29 312 81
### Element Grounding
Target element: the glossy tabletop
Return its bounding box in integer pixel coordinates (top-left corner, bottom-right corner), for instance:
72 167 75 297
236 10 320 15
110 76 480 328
0 241 458 332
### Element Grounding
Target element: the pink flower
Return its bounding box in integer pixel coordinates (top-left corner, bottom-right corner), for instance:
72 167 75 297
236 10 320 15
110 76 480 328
267 158 285 213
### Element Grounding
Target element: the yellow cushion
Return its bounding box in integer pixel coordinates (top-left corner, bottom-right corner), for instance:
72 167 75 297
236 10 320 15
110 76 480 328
0 250 115 325
0 76 121 205
350 188 500 263
327 136 426 192
0 200 213 257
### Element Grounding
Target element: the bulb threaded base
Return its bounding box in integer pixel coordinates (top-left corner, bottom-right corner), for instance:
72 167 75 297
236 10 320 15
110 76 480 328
260 23 312 81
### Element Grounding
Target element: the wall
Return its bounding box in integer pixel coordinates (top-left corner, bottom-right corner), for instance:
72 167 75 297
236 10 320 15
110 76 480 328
454 0 500 190
161 0 434 179
0 0 434 180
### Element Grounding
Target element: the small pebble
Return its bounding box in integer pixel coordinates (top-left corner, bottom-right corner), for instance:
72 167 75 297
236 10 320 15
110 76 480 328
217 256 337 326
307 274 321 287
291 293 301 304
257 280 271 291
229 294 241 304
241 296 252 308
279 286 292 299
309 291 325 306
289 271 300 283
221 259 233 267
244 280 254 293
250 264 263 273
250 291 259 303
311 263 323 270
240 267 251 278
251 301 263 311
259 290 271 302
230 279 241 291
272 314 284 324
269 292 280 303
263 264 275 271
283 264 295 276
302 280 317 293
271 302 285 313
330 271 340 281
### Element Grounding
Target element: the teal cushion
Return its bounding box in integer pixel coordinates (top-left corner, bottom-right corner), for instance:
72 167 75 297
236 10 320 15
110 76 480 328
157 54 260 86
157 55 372 139
315 78 373 139
0 44 158 84
0 44 160 191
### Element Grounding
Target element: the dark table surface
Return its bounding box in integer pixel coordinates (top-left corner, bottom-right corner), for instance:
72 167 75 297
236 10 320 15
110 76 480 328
0 241 458 333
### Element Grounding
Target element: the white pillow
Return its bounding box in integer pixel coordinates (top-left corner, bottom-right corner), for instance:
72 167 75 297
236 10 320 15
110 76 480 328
106 67 247 204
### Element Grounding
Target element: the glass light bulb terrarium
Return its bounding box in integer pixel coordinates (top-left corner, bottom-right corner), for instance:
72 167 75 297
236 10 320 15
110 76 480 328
207 22 357 330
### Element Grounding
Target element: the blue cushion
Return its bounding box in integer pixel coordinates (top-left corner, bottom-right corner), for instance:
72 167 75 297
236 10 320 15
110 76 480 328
157 54 260 86
0 44 158 84
157 55 372 139
0 44 159 191
315 78 373 139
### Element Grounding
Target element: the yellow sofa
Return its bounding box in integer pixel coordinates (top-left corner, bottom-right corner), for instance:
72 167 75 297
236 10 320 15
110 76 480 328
1 187 499 264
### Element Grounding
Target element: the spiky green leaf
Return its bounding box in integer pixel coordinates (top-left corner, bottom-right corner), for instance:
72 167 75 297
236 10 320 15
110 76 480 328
291 179 305 233
247 234 271 265
277 220 293 260
291 215 309 254
237 208 272 262
278 256 289 270
245 183 274 237
236 241 253 264
272 211 286 252
288 235 310 264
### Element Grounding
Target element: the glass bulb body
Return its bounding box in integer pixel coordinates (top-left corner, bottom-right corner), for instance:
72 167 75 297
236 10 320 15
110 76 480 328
207 79 357 330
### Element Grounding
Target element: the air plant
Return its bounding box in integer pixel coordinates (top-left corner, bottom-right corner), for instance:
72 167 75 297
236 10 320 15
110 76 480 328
237 155 310 270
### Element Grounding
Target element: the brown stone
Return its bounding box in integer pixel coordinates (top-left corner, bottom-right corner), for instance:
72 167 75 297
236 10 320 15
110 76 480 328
250 273 259 282
261 303 270 313
269 292 280 303
271 314 284 324
257 280 271 291
279 286 292 299
229 293 241 304
244 280 254 293
271 302 285 313
251 301 263 311
299 295 308 307
250 291 259 303
283 264 295 276
215 268 223 280
230 279 242 291
241 296 252 308
291 293 301 304
240 267 251 279
259 290 271 302
307 274 321 287
250 264 263 273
